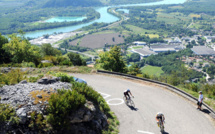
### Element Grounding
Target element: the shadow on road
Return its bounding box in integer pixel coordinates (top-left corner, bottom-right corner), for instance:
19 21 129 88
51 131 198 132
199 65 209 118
162 131 169 134
201 109 210 114
128 106 138 111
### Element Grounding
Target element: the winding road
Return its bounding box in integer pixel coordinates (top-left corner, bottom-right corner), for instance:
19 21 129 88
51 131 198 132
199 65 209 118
71 73 215 134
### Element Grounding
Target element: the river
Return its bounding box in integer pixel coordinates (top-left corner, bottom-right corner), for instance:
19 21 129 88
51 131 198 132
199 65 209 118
25 0 186 38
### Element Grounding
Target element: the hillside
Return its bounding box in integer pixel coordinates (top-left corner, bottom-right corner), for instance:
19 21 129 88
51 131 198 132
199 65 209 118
43 0 159 7
43 0 103 7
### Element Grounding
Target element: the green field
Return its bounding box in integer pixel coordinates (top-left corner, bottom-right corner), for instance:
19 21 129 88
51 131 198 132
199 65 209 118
124 24 159 38
141 65 164 76
157 12 191 25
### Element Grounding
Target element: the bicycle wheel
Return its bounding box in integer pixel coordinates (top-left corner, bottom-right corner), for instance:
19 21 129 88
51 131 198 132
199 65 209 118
129 100 135 108
123 96 128 105
159 120 164 133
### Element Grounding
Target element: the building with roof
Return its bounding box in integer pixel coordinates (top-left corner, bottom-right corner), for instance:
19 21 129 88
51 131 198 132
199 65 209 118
134 47 157 57
150 45 184 53
191 46 215 56
133 41 147 46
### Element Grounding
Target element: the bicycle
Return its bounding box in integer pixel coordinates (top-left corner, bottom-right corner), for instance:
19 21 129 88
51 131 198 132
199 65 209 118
158 119 165 133
123 96 135 107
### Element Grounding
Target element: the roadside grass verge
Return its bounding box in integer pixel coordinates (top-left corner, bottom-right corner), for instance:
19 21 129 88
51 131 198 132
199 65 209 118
177 85 215 111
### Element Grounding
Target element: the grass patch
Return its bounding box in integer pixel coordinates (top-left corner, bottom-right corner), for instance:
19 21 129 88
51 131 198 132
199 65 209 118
141 65 164 76
131 46 143 49
124 24 159 38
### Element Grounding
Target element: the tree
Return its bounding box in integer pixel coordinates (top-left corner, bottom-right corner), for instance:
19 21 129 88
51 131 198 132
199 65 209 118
41 43 61 56
127 64 140 76
112 37 115 42
129 53 140 62
97 46 126 73
67 52 86 66
0 33 11 64
3 34 41 64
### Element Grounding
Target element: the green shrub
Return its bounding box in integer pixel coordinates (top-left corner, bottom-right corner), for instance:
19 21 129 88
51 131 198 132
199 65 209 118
37 63 54 68
47 89 86 130
0 104 19 125
28 74 44 83
21 62 36 67
47 72 74 83
0 69 25 85
72 82 110 114
0 63 22 67
59 59 73 66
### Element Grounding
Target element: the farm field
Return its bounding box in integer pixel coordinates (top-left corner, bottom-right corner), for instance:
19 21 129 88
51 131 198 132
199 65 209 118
141 65 164 76
124 24 159 38
69 32 125 49
157 12 191 25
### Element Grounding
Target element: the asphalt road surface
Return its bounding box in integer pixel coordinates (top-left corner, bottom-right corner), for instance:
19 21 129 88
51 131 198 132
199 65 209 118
71 73 215 134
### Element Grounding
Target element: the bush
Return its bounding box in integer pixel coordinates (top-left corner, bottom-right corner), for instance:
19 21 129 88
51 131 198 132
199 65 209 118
59 59 73 66
21 62 36 67
0 63 22 67
0 69 25 85
47 72 74 83
72 82 110 114
43 56 57 65
0 104 19 125
37 63 54 68
47 89 86 130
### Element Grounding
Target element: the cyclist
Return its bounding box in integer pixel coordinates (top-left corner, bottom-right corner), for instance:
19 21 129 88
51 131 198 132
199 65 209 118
156 112 165 128
124 89 133 100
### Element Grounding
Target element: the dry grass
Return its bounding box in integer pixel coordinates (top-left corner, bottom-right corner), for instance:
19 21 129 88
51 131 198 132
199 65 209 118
190 14 201 18
30 89 56 105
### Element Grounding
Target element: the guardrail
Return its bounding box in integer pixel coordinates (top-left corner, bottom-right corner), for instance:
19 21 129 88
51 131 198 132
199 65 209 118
97 70 215 115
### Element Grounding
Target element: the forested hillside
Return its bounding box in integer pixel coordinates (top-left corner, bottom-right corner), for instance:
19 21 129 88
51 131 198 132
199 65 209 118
43 0 102 7
43 0 159 7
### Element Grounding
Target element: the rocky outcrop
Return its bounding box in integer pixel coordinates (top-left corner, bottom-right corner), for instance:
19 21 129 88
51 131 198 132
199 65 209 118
37 77 60 84
0 78 109 134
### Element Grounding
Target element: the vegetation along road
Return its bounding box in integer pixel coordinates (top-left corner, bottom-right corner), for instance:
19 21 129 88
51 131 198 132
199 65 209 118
71 73 215 134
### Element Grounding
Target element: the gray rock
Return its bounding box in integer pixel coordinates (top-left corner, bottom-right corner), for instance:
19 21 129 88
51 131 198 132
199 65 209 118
37 77 48 84
19 80 28 84
16 108 27 124
47 77 58 84
36 95 42 99
1 67 11 73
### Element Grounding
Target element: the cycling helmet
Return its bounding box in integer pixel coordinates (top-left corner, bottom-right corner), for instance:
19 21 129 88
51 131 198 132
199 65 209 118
157 112 163 116
127 89 130 92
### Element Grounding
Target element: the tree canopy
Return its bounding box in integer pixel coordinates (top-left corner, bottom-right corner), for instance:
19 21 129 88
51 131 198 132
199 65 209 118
97 46 126 73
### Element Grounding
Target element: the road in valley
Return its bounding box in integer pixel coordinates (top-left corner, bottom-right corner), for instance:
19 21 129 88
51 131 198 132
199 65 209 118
71 73 215 134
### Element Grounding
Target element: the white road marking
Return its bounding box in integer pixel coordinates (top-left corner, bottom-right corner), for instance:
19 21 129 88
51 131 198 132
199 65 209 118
99 92 111 99
137 130 154 134
107 98 124 105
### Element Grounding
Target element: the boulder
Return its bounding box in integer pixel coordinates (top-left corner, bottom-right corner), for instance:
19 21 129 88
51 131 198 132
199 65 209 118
16 108 27 124
19 80 28 84
37 77 48 84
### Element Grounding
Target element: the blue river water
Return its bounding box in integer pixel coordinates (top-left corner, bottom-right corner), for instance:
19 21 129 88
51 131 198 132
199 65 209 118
25 0 186 38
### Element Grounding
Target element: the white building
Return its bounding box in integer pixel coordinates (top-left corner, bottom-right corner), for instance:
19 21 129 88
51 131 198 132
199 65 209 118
133 41 147 46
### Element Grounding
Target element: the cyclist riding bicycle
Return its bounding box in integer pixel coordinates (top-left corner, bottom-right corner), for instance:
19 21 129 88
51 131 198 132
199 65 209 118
156 112 165 128
124 89 133 100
